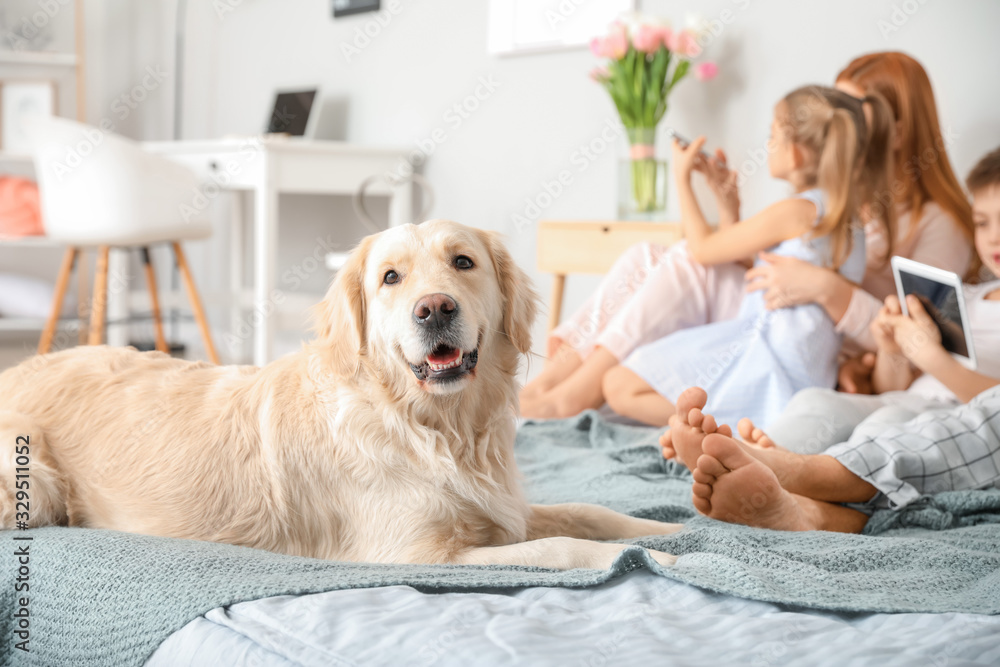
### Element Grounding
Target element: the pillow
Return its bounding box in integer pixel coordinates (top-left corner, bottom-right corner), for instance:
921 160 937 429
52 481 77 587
0 177 44 239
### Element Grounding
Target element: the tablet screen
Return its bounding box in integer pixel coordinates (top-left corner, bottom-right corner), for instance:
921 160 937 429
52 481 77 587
897 271 970 358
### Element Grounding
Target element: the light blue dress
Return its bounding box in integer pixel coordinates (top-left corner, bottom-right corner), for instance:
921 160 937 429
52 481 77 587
622 188 867 430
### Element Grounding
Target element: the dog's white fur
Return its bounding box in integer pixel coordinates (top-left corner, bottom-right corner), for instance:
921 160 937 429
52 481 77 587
0 220 679 569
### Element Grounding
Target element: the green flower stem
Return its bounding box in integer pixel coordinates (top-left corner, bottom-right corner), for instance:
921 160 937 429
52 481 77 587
626 127 660 214
631 158 658 212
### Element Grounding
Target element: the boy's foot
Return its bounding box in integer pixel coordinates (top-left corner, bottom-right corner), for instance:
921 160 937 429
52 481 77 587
660 387 731 470
691 433 815 531
736 418 783 451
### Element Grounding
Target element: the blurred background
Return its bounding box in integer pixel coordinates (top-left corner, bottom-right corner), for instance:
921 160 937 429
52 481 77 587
1 0 997 377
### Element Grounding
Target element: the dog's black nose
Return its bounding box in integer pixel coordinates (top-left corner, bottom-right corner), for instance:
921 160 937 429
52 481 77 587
413 293 458 329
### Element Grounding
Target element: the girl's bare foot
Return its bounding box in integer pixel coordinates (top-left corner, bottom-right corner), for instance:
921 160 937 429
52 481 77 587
691 433 816 530
736 418 784 451
520 347 619 420
519 343 584 417
660 387 732 469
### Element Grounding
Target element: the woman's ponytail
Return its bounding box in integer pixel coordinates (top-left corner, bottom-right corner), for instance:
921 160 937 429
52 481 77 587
858 92 897 265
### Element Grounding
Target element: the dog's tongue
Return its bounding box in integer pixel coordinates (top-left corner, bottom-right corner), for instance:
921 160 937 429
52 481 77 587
427 346 461 365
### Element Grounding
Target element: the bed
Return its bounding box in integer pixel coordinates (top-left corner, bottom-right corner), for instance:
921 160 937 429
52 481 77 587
3 412 999 666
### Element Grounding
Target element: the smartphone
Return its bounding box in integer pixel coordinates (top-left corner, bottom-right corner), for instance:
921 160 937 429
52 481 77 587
665 128 714 161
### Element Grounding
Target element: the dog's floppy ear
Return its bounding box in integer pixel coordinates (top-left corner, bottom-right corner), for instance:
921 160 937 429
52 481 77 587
311 235 373 376
484 231 538 355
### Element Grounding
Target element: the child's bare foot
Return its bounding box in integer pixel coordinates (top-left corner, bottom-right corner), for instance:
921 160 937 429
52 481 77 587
691 433 815 530
660 387 731 469
736 418 784 451
659 430 675 459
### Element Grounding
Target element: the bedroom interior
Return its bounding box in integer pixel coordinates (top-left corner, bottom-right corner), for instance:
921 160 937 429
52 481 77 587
1 1 999 665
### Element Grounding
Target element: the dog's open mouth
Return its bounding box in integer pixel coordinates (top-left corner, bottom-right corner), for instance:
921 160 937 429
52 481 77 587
409 345 479 382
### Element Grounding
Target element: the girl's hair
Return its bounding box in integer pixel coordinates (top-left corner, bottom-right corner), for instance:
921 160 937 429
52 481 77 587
836 52 976 276
780 85 895 269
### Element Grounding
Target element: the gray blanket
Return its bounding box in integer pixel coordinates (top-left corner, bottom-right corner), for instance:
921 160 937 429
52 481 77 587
2 411 999 667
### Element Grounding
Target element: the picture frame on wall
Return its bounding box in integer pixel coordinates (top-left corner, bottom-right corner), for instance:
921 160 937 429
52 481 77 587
488 0 635 56
0 81 57 154
332 0 380 18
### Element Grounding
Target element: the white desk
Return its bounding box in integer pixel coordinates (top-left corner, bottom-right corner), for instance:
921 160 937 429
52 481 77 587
142 137 414 366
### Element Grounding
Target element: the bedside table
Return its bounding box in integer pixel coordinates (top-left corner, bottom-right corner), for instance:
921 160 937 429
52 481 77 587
537 220 683 333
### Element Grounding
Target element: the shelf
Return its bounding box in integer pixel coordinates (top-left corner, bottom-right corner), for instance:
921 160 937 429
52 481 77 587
0 317 75 332
0 152 32 164
0 237 61 247
0 289 331 334
0 50 78 68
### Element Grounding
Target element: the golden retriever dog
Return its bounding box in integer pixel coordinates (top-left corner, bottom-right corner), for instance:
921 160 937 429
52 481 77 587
0 220 679 569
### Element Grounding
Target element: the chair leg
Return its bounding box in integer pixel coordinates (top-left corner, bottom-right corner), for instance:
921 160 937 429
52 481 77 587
172 242 220 364
76 250 89 344
141 247 169 354
547 273 566 334
38 247 78 355
88 246 110 346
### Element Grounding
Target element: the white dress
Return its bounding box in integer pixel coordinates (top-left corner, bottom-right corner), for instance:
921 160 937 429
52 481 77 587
622 188 867 429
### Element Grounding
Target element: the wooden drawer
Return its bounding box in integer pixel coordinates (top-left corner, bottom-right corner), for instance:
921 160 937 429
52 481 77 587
537 220 683 274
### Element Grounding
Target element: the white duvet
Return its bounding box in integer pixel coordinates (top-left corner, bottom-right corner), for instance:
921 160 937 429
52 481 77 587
147 570 1000 666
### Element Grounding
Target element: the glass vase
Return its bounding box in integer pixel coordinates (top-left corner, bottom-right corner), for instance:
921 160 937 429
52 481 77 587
618 127 667 221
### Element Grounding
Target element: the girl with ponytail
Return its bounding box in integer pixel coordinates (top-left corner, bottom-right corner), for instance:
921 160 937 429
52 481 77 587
748 53 974 387
743 53 978 452
600 86 895 429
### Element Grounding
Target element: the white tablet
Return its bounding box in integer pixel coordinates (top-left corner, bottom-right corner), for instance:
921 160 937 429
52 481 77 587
890 256 977 370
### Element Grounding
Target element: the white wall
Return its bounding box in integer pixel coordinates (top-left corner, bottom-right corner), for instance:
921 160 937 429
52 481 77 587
6 0 1000 370
183 0 1000 371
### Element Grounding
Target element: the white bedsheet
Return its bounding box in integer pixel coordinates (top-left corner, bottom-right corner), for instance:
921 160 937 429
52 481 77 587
147 570 1000 666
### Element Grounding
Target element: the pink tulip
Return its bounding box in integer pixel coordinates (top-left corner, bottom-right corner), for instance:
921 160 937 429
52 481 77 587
589 36 606 58
665 30 679 52
589 66 610 82
670 29 702 58
632 25 661 53
656 27 674 50
605 22 628 59
694 62 718 81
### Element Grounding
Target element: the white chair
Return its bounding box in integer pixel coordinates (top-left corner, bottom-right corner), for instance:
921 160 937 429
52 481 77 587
26 116 219 363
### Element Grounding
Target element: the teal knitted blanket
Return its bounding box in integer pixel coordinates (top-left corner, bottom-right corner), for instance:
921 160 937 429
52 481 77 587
2 411 999 667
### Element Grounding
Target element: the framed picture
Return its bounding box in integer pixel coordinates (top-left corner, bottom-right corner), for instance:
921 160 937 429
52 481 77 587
332 0 380 18
488 0 635 56
0 81 57 154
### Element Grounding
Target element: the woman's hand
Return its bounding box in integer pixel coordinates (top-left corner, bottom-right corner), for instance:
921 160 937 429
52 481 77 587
693 148 739 226
745 252 836 310
672 136 707 182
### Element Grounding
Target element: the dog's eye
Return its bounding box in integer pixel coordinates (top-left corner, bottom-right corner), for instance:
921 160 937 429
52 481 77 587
454 255 474 270
383 270 400 285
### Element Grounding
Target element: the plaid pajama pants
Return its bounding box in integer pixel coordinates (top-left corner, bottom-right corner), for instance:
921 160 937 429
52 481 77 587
827 385 1000 510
